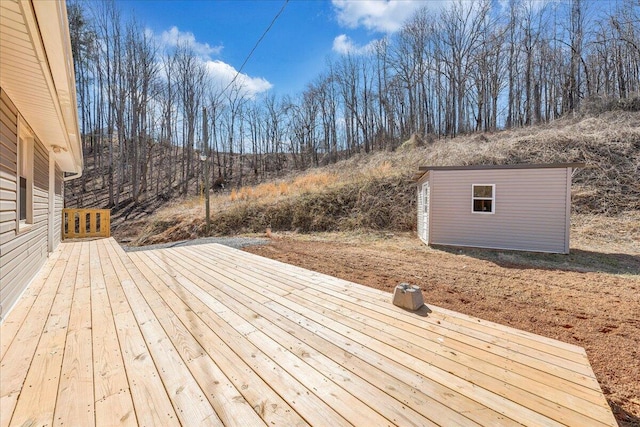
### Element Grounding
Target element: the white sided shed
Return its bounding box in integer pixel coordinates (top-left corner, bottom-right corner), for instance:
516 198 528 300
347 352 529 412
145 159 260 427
414 163 584 254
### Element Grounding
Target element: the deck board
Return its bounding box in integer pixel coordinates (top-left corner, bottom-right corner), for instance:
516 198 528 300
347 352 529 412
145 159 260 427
192 244 601 390
103 239 223 426
135 249 350 427
89 239 136 426
204 244 590 362
189 245 607 409
152 246 489 426
8 241 81 427
130 249 307 426
120 244 270 427
0 246 60 360
1 246 68 427
96 238 180 427
0 238 617 426
142 246 438 427
54 241 94 427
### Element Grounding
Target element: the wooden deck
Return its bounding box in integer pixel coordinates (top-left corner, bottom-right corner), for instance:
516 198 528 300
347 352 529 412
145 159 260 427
0 238 616 426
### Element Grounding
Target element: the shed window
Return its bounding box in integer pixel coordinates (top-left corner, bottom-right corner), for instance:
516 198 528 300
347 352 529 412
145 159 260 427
472 184 495 214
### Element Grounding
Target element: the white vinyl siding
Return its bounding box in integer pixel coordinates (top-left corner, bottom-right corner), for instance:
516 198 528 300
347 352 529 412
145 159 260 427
428 168 569 253
0 90 18 239
417 186 423 239
417 174 431 244
0 89 50 321
53 165 63 248
17 121 34 228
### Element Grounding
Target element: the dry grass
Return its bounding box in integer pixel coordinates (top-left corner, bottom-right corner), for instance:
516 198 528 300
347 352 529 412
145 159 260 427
229 172 338 202
128 111 640 246
572 211 640 255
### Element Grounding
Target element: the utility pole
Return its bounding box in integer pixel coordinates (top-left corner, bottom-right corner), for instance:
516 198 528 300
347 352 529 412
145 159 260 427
203 107 211 234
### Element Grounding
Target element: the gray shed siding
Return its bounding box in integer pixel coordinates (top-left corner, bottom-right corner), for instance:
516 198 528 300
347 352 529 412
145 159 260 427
0 89 52 320
424 168 570 253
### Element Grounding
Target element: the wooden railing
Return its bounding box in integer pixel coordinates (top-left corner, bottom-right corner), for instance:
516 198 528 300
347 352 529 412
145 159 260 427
62 208 111 239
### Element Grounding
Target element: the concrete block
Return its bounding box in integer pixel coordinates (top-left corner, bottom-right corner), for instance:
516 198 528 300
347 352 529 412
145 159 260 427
392 283 424 310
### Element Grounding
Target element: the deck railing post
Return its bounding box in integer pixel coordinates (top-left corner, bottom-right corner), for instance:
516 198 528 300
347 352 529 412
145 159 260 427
90 212 96 235
80 211 86 235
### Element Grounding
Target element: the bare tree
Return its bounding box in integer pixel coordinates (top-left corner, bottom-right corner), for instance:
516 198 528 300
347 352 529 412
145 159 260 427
68 0 640 213
174 44 206 194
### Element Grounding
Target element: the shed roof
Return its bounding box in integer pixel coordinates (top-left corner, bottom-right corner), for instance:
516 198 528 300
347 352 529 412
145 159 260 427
413 163 585 181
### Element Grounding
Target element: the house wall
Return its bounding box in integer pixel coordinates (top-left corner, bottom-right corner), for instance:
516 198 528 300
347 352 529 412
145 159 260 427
53 165 63 248
0 89 52 320
427 168 570 253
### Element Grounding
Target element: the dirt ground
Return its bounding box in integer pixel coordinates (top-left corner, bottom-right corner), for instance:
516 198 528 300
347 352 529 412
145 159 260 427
244 231 640 426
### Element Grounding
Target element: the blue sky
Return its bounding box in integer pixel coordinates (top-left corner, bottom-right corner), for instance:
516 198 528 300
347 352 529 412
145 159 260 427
116 0 617 98
116 0 439 96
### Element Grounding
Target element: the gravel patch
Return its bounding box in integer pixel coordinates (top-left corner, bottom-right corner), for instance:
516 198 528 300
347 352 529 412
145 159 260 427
122 236 269 252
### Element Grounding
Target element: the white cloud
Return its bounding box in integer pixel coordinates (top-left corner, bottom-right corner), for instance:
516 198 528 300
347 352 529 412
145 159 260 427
332 0 453 33
332 34 378 55
153 26 223 57
331 0 423 33
148 27 272 97
205 60 272 97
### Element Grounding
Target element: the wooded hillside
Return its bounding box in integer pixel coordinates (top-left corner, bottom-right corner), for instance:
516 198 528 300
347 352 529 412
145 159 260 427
67 0 640 213
126 111 640 245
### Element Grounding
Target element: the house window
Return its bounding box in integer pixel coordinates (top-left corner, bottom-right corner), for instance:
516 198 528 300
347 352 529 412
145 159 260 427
472 184 495 214
17 120 34 229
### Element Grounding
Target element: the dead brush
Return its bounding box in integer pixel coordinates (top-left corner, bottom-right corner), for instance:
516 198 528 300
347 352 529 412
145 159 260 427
128 111 640 245
228 172 338 203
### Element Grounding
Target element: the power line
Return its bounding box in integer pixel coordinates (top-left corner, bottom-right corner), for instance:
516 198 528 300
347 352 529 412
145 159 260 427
220 0 289 96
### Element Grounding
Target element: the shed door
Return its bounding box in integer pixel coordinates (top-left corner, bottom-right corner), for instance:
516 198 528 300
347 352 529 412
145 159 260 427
422 182 430 242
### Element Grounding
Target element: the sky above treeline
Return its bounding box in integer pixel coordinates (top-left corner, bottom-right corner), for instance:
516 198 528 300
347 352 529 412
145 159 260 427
116 0 619 97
